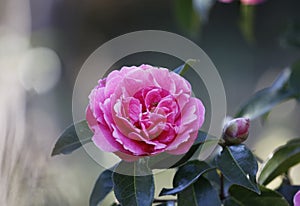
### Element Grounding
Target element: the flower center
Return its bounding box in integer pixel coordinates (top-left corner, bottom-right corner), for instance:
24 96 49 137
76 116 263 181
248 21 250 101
131 86 181 140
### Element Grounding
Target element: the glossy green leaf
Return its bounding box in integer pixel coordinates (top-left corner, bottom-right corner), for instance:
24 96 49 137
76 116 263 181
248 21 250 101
113 160 154 206
170 131 219 168
173 59 197 76
215 145 259 193
178 176 221 206
281 22 300 49
289 60 300 99
258 141 300 185
224 185 289 206
203 168 221 191
148 131 219 169
155 201 176 206
277 182 300 205
272 68 292 91
51 120 93 156
90 169 113 206
235 71 295 120
174 0 201 32
286 137 300 145
159 160 211 196
223 198 242 206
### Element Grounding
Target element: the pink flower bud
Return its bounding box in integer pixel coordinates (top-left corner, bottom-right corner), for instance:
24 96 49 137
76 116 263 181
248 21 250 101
223 118 250 145
294 190 300 206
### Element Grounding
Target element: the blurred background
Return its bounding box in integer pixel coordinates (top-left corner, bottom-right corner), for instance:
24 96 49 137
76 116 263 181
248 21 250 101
1 0 300 205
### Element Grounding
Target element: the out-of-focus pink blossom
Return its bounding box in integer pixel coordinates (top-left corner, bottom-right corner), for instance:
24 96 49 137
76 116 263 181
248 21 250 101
218 0 265 5
240 0 265 5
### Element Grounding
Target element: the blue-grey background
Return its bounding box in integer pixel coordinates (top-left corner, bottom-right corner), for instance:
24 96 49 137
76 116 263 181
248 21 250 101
1 0 300 205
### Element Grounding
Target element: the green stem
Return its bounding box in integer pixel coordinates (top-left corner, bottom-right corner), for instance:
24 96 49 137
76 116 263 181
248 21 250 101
153 198 177 203
283 171 292 185
220 172 225 200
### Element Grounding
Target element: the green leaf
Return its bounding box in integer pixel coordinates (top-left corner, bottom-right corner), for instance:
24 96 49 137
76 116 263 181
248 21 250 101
215 145 259 194
173 59 197 76
277 182 300 205
289 60 300 99
159 160 211 196
90 169 113 206
170 131 218 168
148 131 219 169
178 176 221 206
174 0 201 32
223 198 242 206
225 185 289 206
281 22 300 49
258 140 300 185
51 120 93 156
272 68 292 91
286 137 300 145
112 160 154 206
235 68 295 120
155 201 176 206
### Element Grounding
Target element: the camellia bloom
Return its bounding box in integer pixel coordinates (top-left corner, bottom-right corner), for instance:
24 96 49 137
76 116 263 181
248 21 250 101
218 0 265 5
223 117 250 145
86 65 205 161
294 190 300 206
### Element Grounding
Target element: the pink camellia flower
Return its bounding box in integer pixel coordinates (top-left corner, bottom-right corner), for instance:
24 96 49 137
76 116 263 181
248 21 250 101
223 117 250 145
294 190 300 206
86 64 205 161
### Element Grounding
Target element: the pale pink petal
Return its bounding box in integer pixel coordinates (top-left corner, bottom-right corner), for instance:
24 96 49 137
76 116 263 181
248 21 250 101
294 190 300 206
104 73 123 97
166 98 205 151
86 106 118 152
128 132 167 150
167 131 198 155
148 67 176 93
86 106 98 129
88 86 105 120
111 124 151 155
100 98 114 130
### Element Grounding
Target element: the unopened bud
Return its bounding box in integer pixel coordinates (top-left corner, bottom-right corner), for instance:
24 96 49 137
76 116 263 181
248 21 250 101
223 118 250 145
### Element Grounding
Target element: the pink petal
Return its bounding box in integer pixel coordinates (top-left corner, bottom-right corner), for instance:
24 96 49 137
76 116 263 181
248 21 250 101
294 190 300 206
166 98 205 152
104 72 123 97
86 106 118 152
167 130 198 155
88 86 105 120
111 124 152 155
